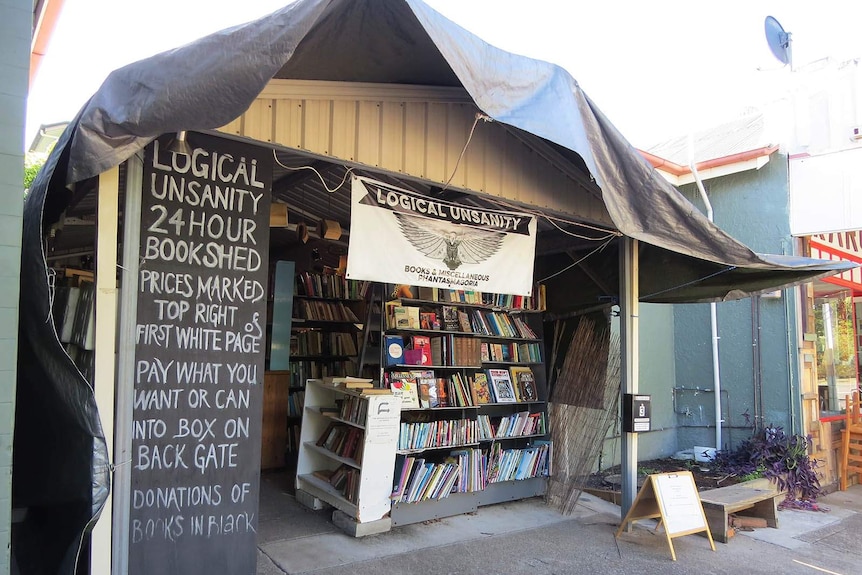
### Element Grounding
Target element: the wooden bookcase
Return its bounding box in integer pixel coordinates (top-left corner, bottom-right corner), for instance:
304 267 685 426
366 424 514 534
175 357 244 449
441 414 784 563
295 379 402 535
261 370 291 470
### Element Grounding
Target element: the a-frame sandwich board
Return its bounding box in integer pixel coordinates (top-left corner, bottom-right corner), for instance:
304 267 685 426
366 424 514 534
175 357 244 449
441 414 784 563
614 471 716 561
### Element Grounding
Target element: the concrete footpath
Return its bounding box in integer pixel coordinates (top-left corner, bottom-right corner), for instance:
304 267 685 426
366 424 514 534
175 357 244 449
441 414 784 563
256 473 862 574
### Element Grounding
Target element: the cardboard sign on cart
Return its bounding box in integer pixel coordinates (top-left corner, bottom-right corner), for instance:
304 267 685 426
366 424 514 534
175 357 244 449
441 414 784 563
615 471 716 561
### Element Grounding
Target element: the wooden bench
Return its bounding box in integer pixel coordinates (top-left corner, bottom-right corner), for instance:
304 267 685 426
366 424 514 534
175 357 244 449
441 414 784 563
697 478 784 543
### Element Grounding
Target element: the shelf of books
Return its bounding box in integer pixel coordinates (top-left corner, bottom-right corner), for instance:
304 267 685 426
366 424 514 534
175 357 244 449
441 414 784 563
295 378 402 529
380 285 551 526
288 273 367 386
389 439 551 525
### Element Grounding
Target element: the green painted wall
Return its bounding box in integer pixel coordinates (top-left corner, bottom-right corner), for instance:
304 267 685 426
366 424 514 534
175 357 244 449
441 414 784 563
0 1 28 572
602 302 678 469
671 156 800 452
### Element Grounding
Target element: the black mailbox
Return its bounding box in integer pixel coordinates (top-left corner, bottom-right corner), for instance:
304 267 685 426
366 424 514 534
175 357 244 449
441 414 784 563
623 393 651 433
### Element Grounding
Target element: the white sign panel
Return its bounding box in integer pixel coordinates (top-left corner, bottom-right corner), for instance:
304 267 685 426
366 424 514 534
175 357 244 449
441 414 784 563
653 473 708 535
347 176 538 296
365 395 402 445
790 149 862 236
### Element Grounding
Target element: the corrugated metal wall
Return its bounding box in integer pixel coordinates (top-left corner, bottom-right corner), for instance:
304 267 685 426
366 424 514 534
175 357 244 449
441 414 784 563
218 80 611 227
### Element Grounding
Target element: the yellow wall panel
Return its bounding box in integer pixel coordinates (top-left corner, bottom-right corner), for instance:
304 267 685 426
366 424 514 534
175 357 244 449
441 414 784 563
218 117 243 136
445 104 472 190
480 132 506 201
302 99 332 156
273 99 303 149
356 101 381 167
226 80 613 227
463 118 487 193
403 102 427 178
425 103 448 183
380 102 405 173
331 100 357 161
243 99 274 144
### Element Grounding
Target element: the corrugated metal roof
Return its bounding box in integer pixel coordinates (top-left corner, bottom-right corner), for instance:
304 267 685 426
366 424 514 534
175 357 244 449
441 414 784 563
647 113 771 165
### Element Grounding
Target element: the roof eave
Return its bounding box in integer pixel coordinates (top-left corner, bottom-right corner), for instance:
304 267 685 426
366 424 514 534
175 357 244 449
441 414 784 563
640 146 780 186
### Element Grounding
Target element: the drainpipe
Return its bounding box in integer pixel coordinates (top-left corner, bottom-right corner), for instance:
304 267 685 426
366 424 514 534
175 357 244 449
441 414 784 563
689 146 723 451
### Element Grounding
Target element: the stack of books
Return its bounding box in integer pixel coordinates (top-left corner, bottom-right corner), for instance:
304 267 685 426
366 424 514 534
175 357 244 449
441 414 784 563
391 457 461 503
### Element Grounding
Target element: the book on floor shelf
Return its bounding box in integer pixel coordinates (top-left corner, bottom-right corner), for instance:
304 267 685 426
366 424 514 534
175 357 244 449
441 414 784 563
412 370 437 408
449 448 487 493
296 272 370 300
316 423 365 463
477 412 546 440
288 391 305 417
398 418 478 451
470 372 493 405
296 299 360 322
317 464 361 503
407 285 546 311
338 394 369 426
391 457 462 503
446 372 474 407
486 441 552 483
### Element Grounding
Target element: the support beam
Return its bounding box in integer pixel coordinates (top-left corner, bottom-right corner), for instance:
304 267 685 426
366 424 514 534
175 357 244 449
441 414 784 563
619 237 639 518
91 166 120 574
113 155 144 574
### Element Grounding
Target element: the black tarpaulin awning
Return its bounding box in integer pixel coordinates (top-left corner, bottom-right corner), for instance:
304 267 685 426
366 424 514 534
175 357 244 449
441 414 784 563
17 0 854 571
58 0 852 301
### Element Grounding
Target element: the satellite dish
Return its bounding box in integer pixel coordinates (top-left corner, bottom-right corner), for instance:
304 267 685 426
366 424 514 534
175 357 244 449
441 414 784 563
764 16 792 67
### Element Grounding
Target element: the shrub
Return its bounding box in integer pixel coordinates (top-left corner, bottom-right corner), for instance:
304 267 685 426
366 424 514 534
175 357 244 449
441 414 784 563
710 426 821 507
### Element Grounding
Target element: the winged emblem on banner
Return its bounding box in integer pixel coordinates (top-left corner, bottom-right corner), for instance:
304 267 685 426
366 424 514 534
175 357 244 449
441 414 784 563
394 213 505 270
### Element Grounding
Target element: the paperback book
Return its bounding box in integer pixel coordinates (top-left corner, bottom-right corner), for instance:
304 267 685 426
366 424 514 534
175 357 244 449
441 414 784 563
486 369 517 403
470 372 493 404
509 367 538 402
388 371 421 409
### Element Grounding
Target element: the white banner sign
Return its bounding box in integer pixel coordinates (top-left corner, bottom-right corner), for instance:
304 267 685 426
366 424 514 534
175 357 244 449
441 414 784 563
346 176 537 296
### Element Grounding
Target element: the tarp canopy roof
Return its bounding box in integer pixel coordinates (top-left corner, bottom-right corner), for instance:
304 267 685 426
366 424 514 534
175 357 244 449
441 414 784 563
54 0 852 303
16 1 855 570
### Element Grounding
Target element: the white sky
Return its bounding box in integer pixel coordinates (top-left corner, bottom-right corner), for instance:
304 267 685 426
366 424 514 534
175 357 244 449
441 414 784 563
26 0 862 149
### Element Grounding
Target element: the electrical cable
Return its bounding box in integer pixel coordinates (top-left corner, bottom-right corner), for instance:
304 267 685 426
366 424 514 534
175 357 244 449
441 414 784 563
271 150 355 194
492 197 618 235
489 197 621 242
45 267 56 322
536 237 614 283
440 112 493 192
640 265 738 300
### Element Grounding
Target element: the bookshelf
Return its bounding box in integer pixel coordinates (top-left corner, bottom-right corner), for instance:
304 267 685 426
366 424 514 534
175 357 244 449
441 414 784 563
288 272 369 388
267 268 371 470
295 379 402 535
379 285 552 526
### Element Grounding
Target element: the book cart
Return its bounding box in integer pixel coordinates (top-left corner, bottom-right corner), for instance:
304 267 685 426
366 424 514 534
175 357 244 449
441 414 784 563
295 378 402 536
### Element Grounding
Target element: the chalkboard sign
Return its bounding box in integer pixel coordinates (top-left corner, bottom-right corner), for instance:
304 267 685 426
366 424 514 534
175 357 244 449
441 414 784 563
130 132 272 574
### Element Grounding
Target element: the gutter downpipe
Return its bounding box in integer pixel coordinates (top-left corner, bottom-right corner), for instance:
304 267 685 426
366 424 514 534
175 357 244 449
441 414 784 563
689 151 723 452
